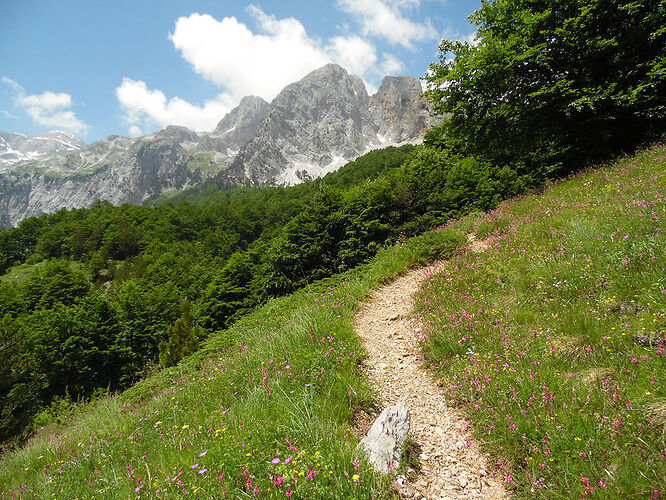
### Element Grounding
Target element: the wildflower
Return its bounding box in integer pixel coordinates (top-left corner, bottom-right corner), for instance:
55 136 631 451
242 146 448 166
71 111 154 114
352 474 360 483
285 456 292 464
198 469 207 474
272 457 281 464
199 450 208 457
135 485 142 493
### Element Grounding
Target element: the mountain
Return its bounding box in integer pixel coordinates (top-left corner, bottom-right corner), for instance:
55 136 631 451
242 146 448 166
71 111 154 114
0 129 213 227
370 76 432 144
0 64 436 226
0 130 86 169
226 64 436 186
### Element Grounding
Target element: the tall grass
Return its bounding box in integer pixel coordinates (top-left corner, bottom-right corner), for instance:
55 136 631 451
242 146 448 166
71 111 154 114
415 144 666 499
0 229 464 498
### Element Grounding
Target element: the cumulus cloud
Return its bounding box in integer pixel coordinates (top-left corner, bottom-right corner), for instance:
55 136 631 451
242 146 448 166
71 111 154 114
115 78 235 136
380 54 407 75
169 7 395 100
336 0 437 49
1 77 88 135
117 6 413 135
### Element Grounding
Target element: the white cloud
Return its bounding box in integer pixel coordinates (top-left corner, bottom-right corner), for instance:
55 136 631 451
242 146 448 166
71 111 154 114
380 54 407 75
117 6 409 135
169 10 323 103
168 8 393 101
464 30 479 46
115 78 234 136
336 0 437 49
1 77 89 135
327 35 378 77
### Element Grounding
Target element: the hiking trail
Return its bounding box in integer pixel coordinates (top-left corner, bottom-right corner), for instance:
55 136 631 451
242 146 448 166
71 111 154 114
354 237 508 499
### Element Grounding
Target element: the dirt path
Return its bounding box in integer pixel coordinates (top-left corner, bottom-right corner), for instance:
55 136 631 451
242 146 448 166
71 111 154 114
354 247 508 499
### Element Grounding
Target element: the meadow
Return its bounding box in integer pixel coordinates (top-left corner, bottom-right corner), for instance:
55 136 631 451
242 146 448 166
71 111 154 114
1 144 664 499
416 144 666 498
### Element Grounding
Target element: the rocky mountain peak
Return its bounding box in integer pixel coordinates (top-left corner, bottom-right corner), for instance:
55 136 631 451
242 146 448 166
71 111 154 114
213 96 269 136
204 95 270 157
370 75 438 144
152 125 200 143
0 130 86 169
227 64 378 186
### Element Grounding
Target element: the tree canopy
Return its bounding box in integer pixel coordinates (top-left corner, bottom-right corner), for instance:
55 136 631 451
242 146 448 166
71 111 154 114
425 0 666 178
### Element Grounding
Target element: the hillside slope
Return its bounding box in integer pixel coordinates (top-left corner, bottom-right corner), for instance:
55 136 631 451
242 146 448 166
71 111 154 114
1 145 663 499
415 144 666 498
0 227 464 498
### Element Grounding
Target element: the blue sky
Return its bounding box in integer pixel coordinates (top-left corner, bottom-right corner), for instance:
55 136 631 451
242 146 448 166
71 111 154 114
0 0 480 142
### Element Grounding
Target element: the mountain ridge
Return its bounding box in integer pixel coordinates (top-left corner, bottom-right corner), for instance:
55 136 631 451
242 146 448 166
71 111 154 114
0 64 437 226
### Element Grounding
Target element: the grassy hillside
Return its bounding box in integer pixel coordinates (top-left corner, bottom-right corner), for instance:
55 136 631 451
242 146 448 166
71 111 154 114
0 229 464 498
416 144 666 498
1 144 663 499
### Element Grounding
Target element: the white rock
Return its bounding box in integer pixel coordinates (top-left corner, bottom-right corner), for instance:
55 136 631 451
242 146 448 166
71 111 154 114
357 403 410 473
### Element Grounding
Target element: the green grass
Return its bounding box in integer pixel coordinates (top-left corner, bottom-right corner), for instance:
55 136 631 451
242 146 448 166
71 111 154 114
0 228 464 498
0 260 87 285
415 144 666 499
3 144 663 499
187 153 226 175
0 262 47 285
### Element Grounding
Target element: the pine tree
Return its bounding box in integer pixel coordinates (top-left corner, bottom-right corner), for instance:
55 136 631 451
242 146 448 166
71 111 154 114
158 302 202 368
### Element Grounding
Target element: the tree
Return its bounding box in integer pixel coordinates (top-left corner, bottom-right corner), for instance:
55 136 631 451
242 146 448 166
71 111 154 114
197 251 259 330
158 302 202 368
21 260 89 311
425 0 666 178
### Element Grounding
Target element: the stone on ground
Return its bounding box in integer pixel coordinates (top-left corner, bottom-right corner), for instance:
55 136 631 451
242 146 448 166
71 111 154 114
358 403 410 473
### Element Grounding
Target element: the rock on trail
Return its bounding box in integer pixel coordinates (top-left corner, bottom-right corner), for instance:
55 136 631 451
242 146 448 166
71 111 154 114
358 403 411 473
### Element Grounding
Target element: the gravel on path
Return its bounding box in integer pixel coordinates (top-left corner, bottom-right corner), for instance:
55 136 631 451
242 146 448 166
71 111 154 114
354 252 508 500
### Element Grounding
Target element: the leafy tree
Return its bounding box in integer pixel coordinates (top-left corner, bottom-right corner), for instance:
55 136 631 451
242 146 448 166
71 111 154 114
21 260 89 311
197 251 259 330
425 0 666 178
262 190 353 294
115 279 181 364
101 218 144 260
0 314 40 442
28 294 125 397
